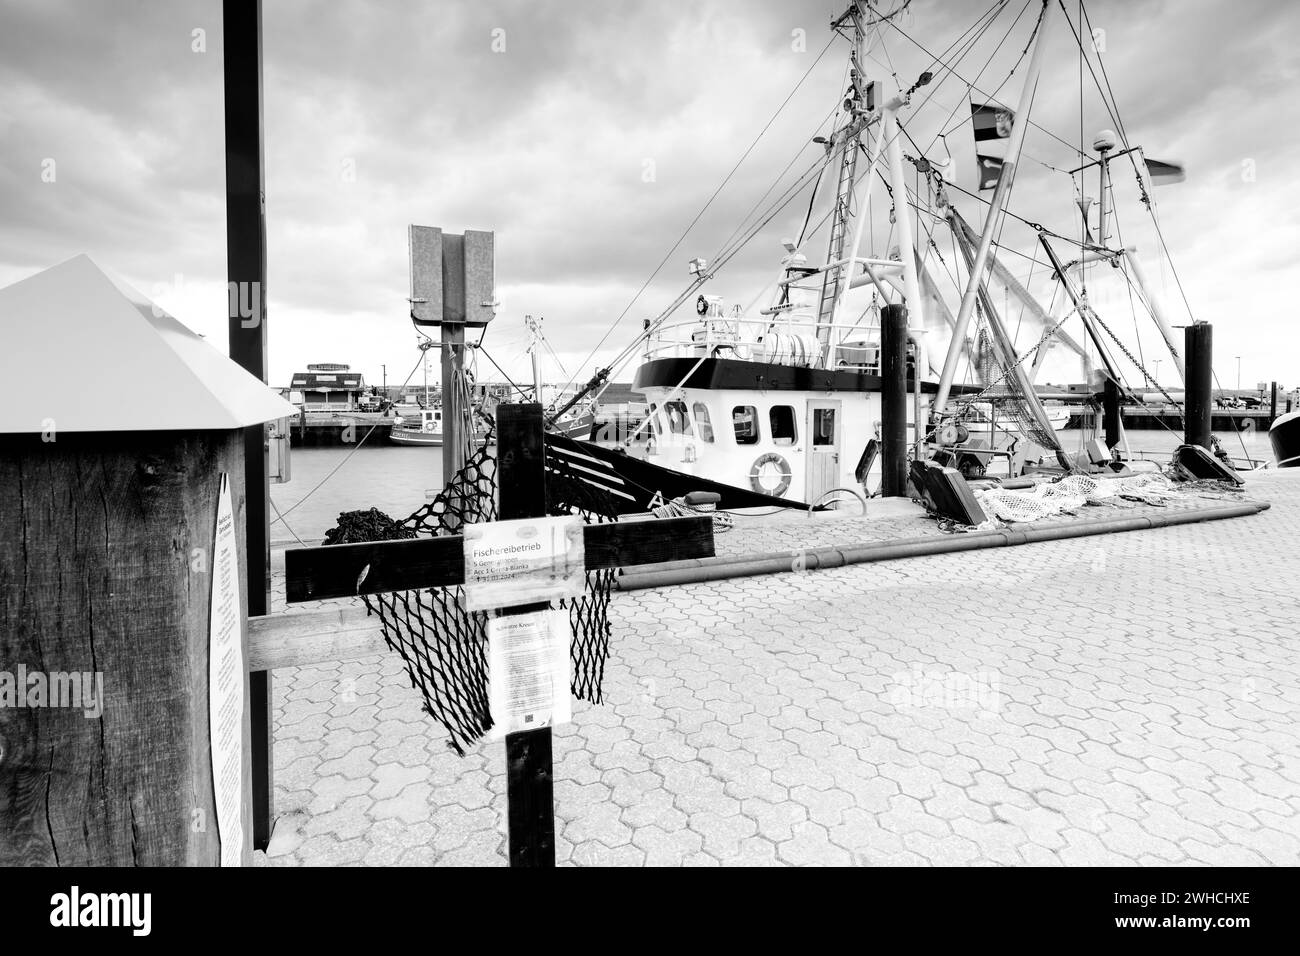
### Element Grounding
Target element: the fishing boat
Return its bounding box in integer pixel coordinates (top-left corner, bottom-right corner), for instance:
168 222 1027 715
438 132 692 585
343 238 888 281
545 0 1204 506
390 405 445 446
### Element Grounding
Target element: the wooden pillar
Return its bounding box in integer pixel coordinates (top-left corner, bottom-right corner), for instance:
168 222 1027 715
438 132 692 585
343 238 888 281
223 0 274 851
1270 381 1278 424
1103 377 1121 450
495 403 555 868
880 303 909 497
0 432 253 865
1184 322 1213 449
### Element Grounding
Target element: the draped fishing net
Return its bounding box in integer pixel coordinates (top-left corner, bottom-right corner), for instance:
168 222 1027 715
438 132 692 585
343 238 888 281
974 472 1189 523
972 323 1068 456
323 422 618 756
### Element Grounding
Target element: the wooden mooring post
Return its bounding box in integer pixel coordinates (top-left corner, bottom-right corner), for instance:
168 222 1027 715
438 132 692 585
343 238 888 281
0 257 297 866
1185 322 1213 448
284 403 714 866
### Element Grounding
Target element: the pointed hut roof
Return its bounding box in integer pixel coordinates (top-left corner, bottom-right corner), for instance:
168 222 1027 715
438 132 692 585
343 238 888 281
0 255 297 433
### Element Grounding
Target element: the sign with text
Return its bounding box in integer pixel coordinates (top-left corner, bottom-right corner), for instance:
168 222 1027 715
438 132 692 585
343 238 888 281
487 609 572 739
463 515 584 611
208 474 245 867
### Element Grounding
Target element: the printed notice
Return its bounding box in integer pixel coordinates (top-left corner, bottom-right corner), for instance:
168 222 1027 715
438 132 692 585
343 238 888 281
208 474 245 867
462 515 584 611
487 609 572 739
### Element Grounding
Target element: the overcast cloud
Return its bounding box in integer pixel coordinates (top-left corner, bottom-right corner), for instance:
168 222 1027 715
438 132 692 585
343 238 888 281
2 0 1297 393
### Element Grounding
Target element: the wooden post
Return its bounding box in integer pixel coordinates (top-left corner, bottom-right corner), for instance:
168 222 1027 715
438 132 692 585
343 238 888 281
0 433 253 865
881 303 908 497
1185 322 1213 448
1103 377 1121 450
223 0 274 852
1270 381 1278 425
496 404 555 867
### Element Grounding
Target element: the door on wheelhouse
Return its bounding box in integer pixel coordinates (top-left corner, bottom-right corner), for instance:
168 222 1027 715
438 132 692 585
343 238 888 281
806 400 841 505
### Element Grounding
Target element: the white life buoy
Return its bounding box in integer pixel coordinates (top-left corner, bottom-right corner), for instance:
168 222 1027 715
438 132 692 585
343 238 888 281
750 452 792 497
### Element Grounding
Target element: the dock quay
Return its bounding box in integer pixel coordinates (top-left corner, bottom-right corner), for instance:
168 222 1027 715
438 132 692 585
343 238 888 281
291 412 394 447
1101 406 1281 433
252 469 1299 867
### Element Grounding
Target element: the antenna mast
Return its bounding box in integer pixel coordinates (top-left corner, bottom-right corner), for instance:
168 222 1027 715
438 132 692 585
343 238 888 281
814 1 873 367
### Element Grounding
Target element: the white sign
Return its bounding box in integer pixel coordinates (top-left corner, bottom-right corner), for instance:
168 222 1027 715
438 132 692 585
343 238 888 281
487 609 572 739
462 515 584 611
208 474 245 867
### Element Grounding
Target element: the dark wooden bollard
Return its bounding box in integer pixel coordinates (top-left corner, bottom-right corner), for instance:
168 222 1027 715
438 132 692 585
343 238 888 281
0 255 297 865
0 433 248 865
880 303 909 497
1185 322 1213 448
1103 377 1122 451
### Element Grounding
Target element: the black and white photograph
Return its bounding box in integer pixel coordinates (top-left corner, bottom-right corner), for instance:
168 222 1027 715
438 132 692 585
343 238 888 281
0 0 1295 934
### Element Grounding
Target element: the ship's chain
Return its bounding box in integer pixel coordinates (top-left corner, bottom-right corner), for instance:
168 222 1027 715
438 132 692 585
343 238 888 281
923 307 1079 444
1082 304 1185 412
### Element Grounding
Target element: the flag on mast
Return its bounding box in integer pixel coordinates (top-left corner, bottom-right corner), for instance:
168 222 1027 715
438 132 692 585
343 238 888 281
976 154 1004 190
970 102 1014 141
1143 157 1186 186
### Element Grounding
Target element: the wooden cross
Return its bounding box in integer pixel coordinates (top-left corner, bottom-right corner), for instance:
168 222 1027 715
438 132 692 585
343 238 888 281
283 403 715 866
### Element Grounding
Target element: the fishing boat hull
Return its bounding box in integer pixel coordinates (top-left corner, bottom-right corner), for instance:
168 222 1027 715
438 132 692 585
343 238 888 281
389 427 442 446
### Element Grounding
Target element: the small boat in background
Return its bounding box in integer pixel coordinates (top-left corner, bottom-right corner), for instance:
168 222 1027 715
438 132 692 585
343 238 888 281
390 406 444 445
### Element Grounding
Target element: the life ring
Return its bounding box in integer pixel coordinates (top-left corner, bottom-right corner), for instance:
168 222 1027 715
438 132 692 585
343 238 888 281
750 452 792 497
696 295 709 315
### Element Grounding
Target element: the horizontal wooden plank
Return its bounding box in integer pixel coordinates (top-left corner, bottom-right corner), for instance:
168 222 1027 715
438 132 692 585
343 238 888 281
247 608 386 671
581 515 715 568
285 515 714 603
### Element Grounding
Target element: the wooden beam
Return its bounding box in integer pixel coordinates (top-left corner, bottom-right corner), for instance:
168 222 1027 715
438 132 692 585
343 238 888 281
497 403 556 869
247 607 384 671
285 514 714 602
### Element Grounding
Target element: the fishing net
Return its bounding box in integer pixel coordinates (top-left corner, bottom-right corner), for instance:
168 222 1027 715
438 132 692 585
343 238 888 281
972 324 1068 456
323 424 618 756
974 472 1187 523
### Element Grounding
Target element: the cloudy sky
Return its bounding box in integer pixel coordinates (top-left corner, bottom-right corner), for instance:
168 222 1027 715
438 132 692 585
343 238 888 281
2 0 1297 394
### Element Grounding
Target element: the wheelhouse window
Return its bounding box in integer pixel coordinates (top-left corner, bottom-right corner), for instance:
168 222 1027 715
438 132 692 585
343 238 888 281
692 403 715 442
664 400 691 436
769 405 797 446
647 402 661 437
732 405 759 444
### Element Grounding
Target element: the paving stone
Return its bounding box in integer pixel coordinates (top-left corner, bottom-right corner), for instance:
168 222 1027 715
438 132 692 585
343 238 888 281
260 472 1300 866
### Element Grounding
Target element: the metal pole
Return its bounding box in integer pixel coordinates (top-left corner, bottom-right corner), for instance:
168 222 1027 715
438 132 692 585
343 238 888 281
222 0 273 852
1185 323 1213 448
884 107 925 324
442 325 466 482
881 303 909 496
933 0 1055 417
1097 148 1111 247
828 121 889 335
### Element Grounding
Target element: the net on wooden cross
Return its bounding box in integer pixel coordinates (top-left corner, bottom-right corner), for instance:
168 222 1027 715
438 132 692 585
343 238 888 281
323 421 617 755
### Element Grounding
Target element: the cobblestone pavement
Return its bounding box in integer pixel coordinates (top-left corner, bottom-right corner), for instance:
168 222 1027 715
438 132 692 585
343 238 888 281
257 472 1300 866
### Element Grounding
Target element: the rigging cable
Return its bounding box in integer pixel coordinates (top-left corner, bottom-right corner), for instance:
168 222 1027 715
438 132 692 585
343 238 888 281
558 33 839 395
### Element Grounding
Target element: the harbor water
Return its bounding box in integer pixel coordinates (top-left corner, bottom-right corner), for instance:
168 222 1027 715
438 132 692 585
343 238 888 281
269 426 1276 545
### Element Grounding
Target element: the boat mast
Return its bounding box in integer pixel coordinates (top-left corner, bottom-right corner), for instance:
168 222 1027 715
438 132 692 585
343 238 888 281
525 313 544 403
932 0 1056 417
815 1 871 368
